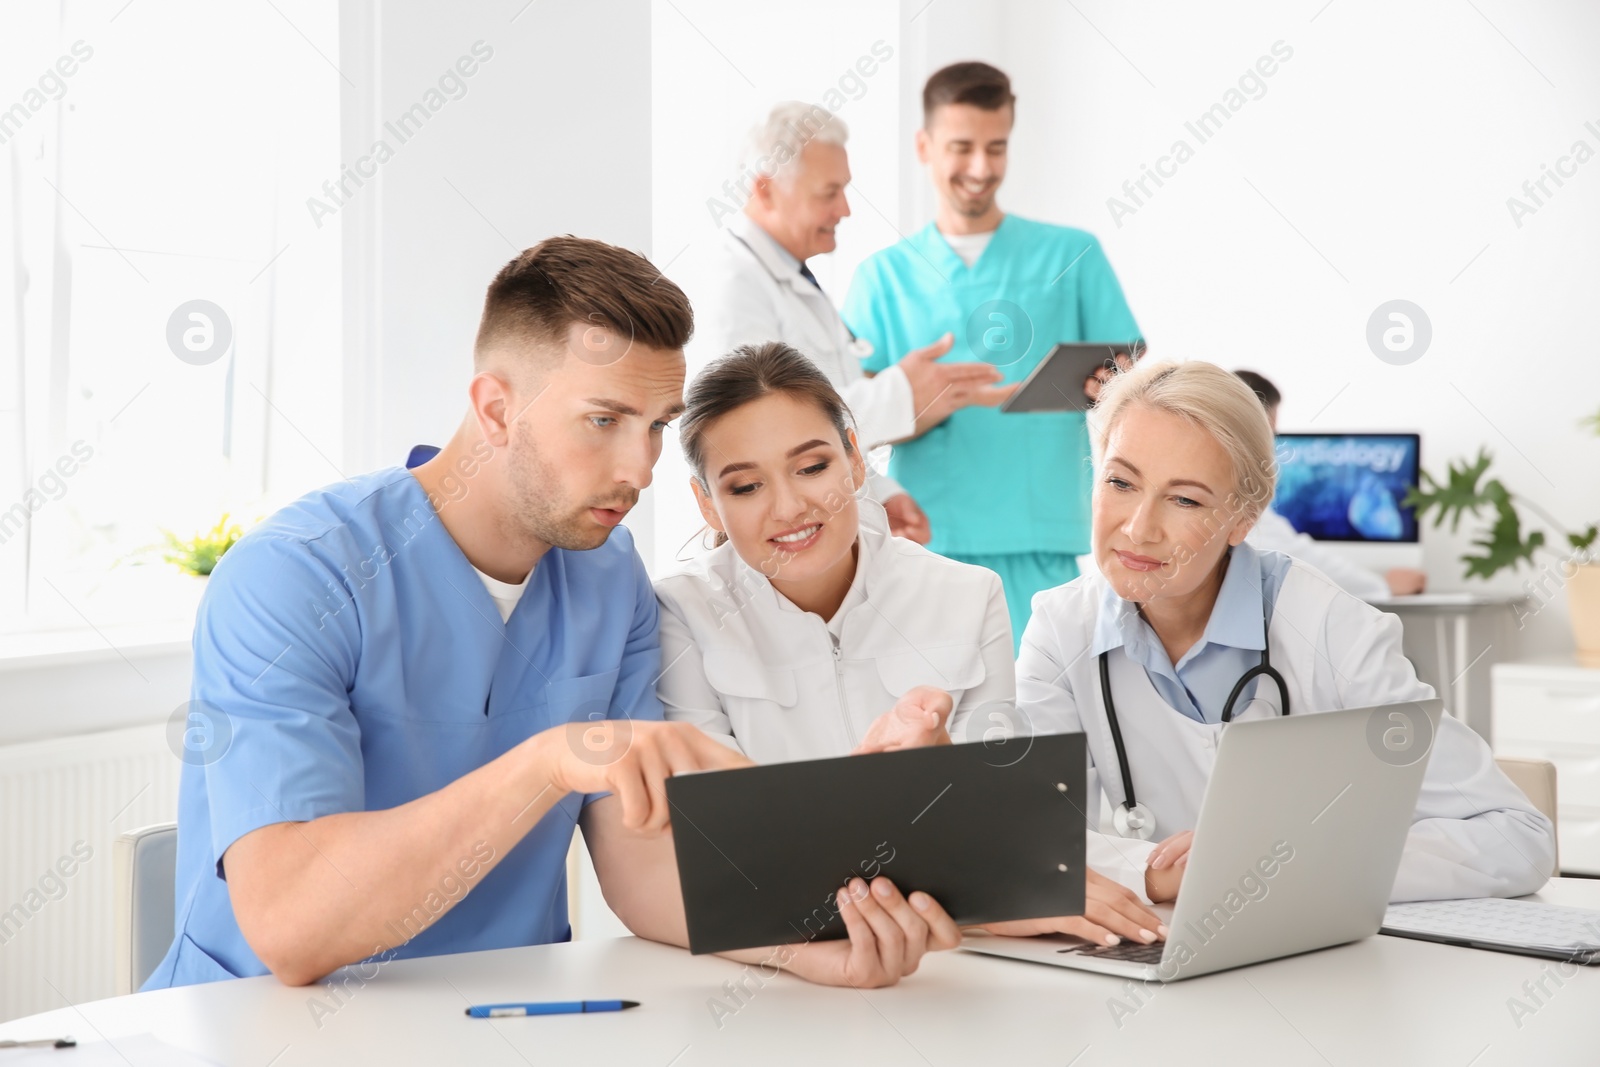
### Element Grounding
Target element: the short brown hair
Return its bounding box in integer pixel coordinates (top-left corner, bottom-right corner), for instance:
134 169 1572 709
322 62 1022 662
474 236 693 365
1234 370 1282 411
923 61 1015 125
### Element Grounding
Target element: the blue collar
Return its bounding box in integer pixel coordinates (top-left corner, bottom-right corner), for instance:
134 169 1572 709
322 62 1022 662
1091 542 1270 664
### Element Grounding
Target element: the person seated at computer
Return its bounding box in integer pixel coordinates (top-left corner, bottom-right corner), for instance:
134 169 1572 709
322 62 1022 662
1016 359 1553 904
1235 370 1426 599
656 342 1168 948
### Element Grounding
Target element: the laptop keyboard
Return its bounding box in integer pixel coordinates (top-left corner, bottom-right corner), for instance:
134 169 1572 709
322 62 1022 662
1059 939 1167 965
1383 898 1600 958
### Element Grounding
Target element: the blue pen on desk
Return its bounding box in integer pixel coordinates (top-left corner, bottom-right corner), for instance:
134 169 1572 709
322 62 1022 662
465 1000 639 1018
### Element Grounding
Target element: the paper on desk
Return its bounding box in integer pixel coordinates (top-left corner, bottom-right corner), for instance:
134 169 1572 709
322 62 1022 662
0 1034 221 1066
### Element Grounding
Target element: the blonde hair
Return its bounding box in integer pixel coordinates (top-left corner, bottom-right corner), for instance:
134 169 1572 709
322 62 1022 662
1087 359 1278 523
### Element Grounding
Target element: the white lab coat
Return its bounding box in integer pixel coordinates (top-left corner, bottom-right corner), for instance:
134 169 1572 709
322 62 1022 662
692 215 914 502
1246 506 1389 601
655 502 1012 762
1015 559 1556 902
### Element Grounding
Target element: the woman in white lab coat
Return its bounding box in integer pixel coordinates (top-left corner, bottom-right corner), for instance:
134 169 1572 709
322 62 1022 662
656 342 1014 760
657 342 1167 946
1017 359 1556 903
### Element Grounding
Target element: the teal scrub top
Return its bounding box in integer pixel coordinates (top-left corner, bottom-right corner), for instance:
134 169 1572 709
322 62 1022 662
842 215 1140 556
143 462 662 989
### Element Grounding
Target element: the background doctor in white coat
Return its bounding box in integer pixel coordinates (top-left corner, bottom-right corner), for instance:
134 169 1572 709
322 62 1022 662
1015 359 1554 905
691 101 1013 544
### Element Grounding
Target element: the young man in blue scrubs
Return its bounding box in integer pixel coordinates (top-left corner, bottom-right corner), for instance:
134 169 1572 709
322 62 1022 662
842 63 1142 646
147 237 960 991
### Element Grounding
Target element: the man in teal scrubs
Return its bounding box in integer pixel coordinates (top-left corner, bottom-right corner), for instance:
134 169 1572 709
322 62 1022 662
842 62 1141 646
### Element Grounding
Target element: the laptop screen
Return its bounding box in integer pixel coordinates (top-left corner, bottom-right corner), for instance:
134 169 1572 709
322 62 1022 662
1272 433 1421 543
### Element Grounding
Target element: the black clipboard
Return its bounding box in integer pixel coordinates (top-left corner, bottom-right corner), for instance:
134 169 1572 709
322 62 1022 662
666 733 1088 955
999 341 1145 414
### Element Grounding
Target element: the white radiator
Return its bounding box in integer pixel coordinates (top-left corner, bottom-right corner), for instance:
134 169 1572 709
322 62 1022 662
0 722 179 1023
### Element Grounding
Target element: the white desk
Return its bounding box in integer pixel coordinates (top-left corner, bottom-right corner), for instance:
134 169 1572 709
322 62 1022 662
1370 592 1525 739
3 881 1597 1066
1493 655 1600 874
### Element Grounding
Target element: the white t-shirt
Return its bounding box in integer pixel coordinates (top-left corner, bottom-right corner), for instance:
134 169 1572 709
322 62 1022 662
474 565 532 623
941 229 995 268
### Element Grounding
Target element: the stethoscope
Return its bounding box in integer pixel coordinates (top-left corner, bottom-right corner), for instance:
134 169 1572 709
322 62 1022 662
1098 607 1291 840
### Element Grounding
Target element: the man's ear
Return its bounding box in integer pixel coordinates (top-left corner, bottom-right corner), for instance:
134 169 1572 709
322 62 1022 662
690 477 724 534
749 173 776 211
914 127 931 165
467 371 516 448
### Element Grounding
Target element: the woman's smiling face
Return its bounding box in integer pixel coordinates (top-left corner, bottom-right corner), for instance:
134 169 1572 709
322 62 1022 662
691 391 866 586
1092 403 1255 604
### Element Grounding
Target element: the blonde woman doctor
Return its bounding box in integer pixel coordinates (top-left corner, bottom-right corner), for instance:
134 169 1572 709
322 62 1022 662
1018 359 1554 904
657 343 1168 947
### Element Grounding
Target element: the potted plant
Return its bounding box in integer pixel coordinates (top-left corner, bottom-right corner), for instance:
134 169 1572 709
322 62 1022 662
1406 419 1600 663
162 513 245 577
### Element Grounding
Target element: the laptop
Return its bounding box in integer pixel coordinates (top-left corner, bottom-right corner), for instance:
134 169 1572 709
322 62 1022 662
961 699 1443 981
666 732 1088 955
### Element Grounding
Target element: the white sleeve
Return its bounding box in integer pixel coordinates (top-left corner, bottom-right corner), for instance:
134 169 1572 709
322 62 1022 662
865 468 905 504
839 364 915 450
653 590 748 756
1318 592 1556 900
1247 509 1388 601
688 268 782 374
947 568 1017 738
1015 595 1158 902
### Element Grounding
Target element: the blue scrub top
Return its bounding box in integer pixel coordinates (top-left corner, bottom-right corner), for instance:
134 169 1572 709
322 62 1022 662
144 463 663 989
842 215 1140 557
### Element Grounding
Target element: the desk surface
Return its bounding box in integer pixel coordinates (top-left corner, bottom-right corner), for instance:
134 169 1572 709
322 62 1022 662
4 880 1597 1067
1367 592 1525 609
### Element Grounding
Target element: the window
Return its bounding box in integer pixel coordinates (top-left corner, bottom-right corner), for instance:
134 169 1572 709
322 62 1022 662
1 0 342 637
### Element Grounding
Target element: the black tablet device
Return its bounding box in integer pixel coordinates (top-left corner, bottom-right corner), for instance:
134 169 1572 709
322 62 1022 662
999 341 1145 414
665 733 1088 955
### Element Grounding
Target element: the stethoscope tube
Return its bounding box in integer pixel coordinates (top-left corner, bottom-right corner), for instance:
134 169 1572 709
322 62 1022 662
1099 651 1156 839
1101 610 1291 840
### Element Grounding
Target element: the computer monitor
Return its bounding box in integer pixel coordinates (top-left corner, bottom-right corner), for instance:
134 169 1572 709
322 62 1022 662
1272 433 1421 543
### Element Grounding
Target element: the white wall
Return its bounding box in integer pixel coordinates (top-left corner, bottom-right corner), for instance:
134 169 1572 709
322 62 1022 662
340 0 658 545
906 0 1600 661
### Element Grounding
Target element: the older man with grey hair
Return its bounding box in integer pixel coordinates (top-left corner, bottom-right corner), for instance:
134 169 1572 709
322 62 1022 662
691 101 1011 544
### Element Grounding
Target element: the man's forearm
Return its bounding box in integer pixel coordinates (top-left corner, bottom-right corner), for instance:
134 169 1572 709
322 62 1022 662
229 730 570 985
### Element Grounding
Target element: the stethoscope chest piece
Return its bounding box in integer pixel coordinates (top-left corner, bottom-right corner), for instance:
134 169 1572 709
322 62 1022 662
1099 599 1290 840
1113 801 1156 841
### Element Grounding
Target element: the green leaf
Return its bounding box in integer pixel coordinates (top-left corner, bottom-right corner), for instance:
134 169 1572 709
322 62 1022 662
1459 493 1544 578
1570 525 1599 552
1404 448 1496 534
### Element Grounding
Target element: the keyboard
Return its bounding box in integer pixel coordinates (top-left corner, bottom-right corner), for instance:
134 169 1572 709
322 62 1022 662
1059 939 1168 965
1382 898 1600 962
